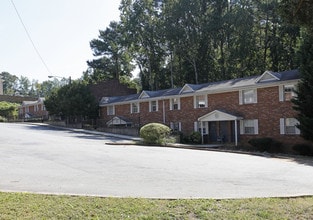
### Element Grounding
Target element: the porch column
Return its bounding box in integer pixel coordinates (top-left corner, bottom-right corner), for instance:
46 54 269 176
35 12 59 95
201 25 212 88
201 121 204 144
234 120 238 146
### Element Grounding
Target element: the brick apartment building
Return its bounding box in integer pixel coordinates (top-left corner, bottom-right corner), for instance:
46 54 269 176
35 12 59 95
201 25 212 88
18 97 48 120
99 69 304 146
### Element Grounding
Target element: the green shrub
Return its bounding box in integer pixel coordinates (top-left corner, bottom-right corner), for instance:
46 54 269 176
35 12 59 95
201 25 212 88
189 131 202 144
248 137 282 153
140 123 171 145
293 144 313 156
0 116 7 122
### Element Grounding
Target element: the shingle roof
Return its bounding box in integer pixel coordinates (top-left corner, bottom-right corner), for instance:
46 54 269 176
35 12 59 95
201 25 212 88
100 69 299 105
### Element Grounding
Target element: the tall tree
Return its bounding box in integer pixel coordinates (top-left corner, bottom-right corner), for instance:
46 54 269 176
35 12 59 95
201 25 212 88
87 21 134 83
0 72 18 95
280 0 313 142
292 35 313 142
120 0 168 90
44 80 98 121
18 76 31 96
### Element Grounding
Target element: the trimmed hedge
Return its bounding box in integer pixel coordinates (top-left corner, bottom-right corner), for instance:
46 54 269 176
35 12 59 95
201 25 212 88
248 137 282 153
140 123 171 145
293 144 313 156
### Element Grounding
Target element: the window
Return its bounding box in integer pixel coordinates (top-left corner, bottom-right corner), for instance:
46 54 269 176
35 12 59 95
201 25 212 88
239 89 257 104
170 98 180 110
149 100 158 112
170 122 181 132
107 105 115 115
280 118 300 135
240 119 258 135
194 121 208 134
279 85 296 101
194 95 207 108
131 102 139 113
34 105 38 112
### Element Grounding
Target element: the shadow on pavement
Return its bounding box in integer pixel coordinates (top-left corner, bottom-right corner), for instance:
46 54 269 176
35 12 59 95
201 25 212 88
25 123 129 143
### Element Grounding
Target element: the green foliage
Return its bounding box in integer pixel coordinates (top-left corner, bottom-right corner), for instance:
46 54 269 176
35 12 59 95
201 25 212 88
189 131 202 144
86 0 301 90
44 81 98 120
0 116 7 122
248 138 282 153
0 101 19 120
280 0 313 33
86 21 135 83
293 143 313 156
0 71 18 95
292 34 313 142
140 123 171 145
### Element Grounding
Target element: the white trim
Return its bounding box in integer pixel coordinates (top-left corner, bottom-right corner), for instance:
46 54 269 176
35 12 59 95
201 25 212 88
254 119 259 135
279 85 284 101
194 121 198 132
180 84 194 94
194 94 207 108
107 105 115 115
149 100 158 112
241 89 257 104
170 97 180 110
280 118 285 134
198 110 242 122
139 91 149 99
240 120 244 134
239 90 243 105
256 70 280 83
130 102 140 114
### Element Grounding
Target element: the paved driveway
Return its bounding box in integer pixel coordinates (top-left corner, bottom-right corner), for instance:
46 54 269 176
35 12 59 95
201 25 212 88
1 123 313 199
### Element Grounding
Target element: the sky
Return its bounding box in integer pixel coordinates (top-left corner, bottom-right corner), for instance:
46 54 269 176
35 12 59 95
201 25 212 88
1 0 121 82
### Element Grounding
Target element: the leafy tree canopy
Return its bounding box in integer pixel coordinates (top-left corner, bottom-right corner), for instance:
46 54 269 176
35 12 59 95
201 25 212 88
44 80 98 120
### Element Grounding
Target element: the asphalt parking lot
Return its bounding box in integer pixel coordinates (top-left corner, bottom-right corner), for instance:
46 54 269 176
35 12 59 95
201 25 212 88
1 123 313 199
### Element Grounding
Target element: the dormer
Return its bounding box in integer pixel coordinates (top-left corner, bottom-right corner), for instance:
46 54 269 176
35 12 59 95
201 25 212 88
256 71 280 83
139 90 150 99
180 84 194 94
100 97 109 104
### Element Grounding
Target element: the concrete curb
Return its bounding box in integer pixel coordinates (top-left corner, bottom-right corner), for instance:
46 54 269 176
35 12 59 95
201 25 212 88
33 122 308 161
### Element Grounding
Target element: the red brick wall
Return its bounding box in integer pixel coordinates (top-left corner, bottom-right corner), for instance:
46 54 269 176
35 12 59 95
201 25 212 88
99 85 306 146
89 79 137 101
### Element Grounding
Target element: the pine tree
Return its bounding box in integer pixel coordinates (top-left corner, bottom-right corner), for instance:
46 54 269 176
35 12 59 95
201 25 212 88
292 34 313 142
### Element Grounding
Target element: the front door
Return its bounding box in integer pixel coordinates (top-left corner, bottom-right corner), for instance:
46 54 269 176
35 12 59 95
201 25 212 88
209 121 217 142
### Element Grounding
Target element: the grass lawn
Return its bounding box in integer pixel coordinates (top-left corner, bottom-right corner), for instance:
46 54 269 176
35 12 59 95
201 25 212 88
0 192 313 219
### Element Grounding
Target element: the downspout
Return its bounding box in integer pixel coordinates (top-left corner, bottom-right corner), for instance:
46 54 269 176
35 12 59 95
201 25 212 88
162 99 166 124
235 120 238 146
201 120 204 144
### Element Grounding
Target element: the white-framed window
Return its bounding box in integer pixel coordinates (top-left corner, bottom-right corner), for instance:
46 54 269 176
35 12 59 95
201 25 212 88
149 100 158 112
280 118 300 135
240 119 258 135
170 97 180 110
194 94 207 108
170 122 181 132
194 121 208 134
130 102 139 113
279 85 297 101
239 89 257 104
107 105 115 115
34 105 38 112
25 106 29 113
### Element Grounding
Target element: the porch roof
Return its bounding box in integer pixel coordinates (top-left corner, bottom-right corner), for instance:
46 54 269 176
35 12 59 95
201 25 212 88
198 110 243 122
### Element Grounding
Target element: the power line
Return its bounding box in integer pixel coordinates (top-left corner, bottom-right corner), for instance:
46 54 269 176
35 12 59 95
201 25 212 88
10 0 53 75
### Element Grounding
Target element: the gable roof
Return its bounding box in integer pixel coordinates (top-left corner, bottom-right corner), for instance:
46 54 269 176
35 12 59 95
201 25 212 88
100 69 300 105
255 70 280 83
198 110 243 121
